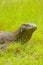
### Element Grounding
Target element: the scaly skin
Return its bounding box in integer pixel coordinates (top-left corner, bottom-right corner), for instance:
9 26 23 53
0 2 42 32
0 23 37 51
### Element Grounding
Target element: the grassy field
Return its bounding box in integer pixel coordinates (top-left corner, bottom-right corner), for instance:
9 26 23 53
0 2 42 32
0 0 43 65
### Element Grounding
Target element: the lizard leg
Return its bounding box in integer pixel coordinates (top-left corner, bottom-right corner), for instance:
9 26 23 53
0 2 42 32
1 43 7 51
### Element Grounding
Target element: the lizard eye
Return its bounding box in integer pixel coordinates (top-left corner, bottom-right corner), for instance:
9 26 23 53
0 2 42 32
31 25 33 27
29 24 33 27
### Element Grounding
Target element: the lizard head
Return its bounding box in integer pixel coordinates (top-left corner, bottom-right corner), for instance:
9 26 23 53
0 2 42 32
20 23 37 33
17 23 37 43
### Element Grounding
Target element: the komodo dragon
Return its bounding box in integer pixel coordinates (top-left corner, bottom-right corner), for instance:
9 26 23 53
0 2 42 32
0 23 37 51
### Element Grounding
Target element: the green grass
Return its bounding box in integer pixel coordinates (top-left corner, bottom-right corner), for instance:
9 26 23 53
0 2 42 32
0 0 43 65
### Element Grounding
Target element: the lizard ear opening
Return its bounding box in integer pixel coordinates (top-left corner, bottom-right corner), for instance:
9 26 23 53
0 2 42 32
20 28 22 32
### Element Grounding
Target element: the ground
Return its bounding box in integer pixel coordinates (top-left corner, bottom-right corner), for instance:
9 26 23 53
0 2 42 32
0 0 43 65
